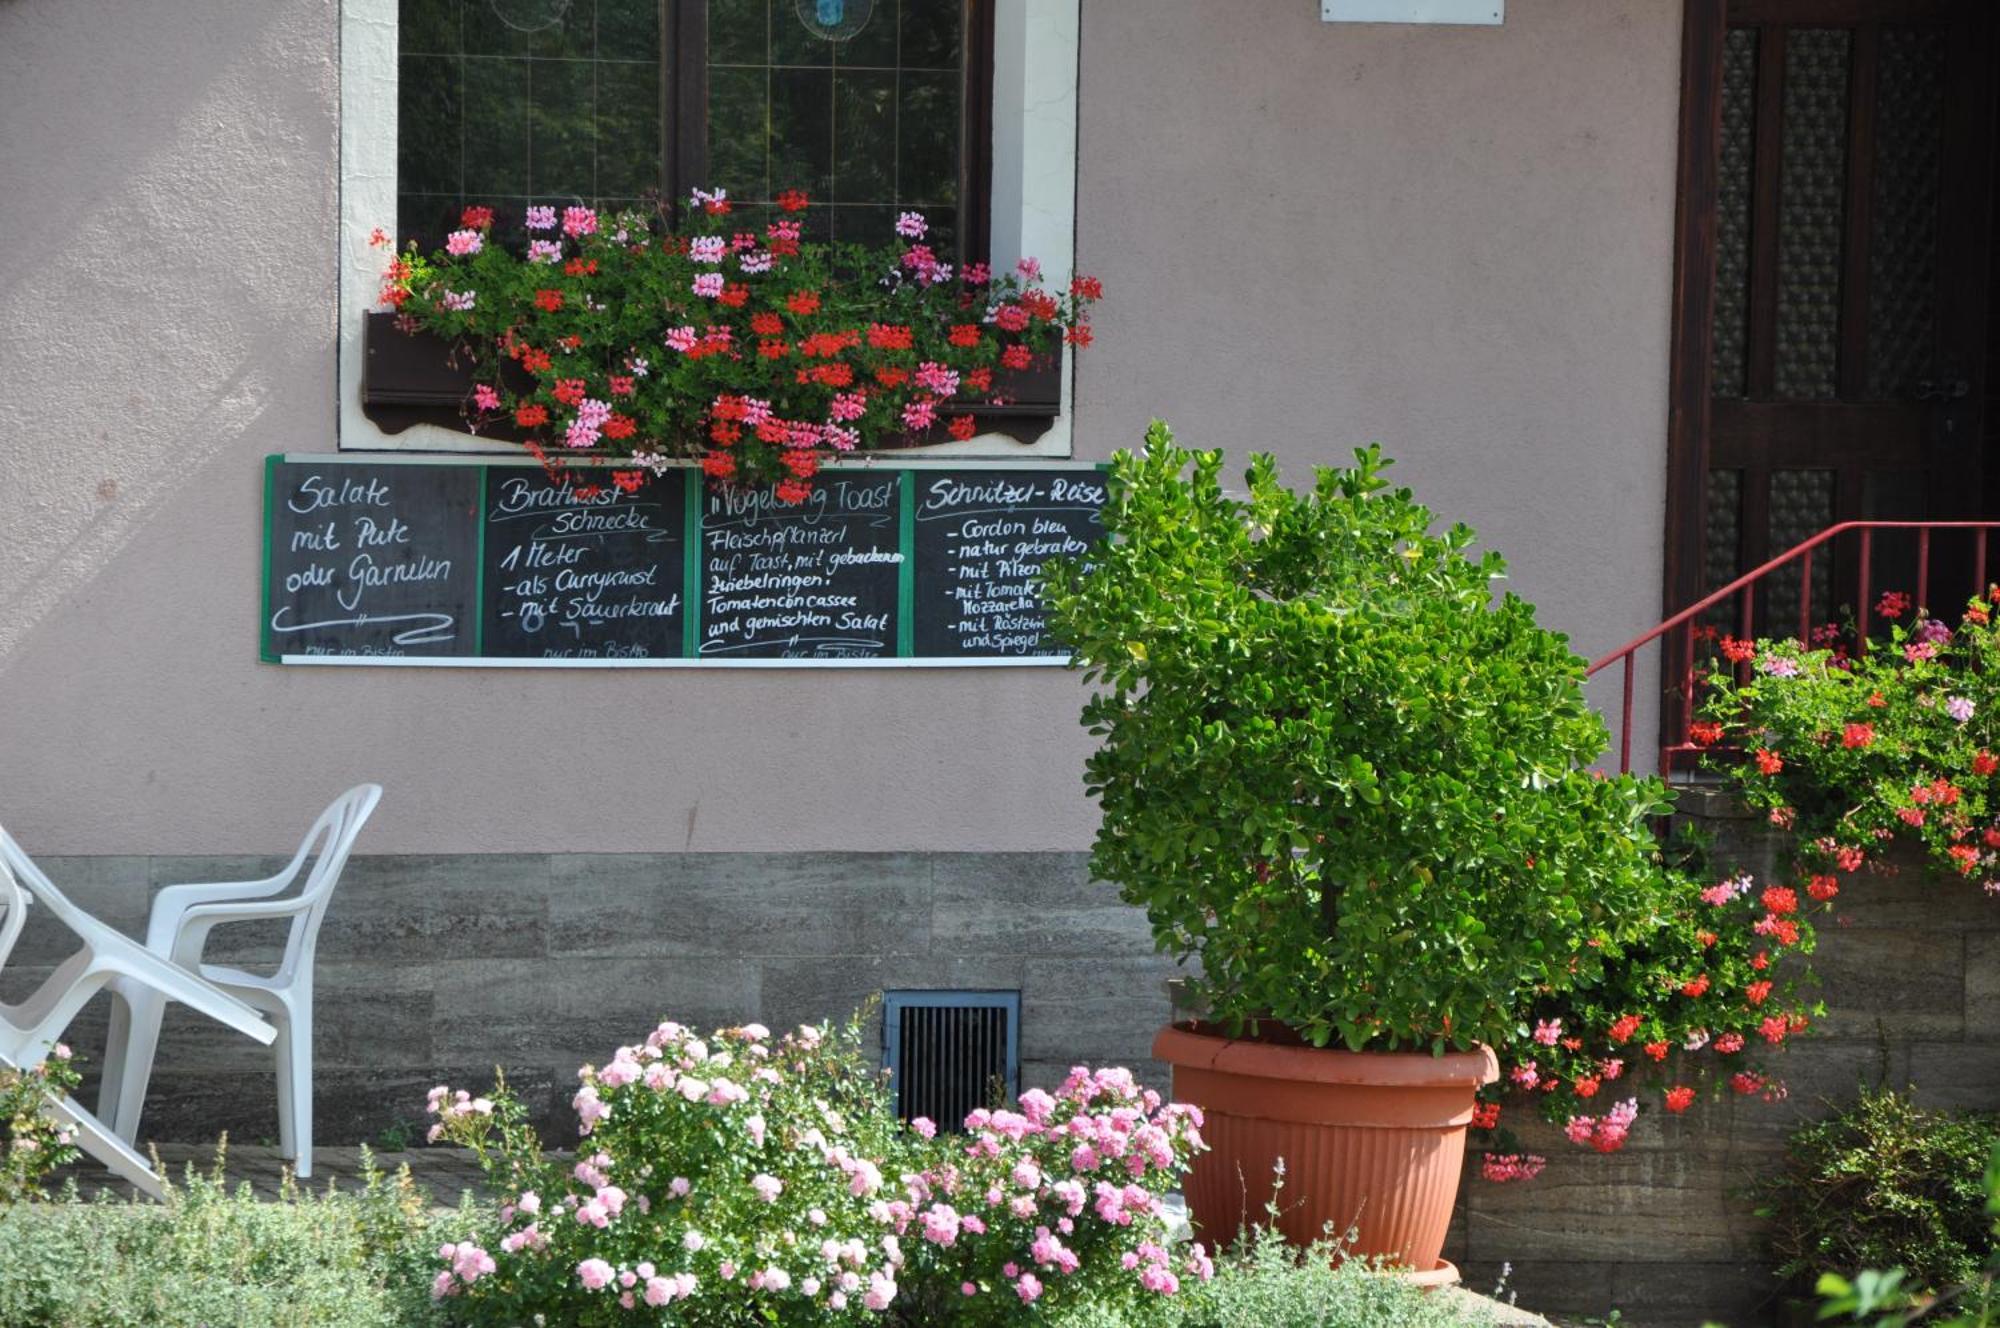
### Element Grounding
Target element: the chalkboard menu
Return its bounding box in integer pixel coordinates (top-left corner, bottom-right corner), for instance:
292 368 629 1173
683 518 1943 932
696 474 903 660
483 470 687 660
909 469 1108 658
264 463 481 658
262 457 1105 667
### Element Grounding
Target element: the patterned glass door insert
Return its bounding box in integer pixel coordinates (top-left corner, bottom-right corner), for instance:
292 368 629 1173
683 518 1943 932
1698 2 1992 634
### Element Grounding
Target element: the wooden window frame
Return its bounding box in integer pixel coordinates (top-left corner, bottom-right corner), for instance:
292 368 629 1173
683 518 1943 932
346 0 1072 454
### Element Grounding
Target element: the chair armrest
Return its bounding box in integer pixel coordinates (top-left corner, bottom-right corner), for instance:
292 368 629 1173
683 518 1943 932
166 895 318 969
146 877 294 950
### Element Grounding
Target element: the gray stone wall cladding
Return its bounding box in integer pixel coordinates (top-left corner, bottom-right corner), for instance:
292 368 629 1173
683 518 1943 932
0 853 1176 1149
14 804 1994 1326
1452 790 2000 1327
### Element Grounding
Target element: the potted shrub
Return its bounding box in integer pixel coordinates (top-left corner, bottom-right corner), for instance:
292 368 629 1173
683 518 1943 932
1042 425 1681 1278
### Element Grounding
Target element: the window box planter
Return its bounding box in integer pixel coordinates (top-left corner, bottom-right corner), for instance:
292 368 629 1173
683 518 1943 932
360 312 1064 449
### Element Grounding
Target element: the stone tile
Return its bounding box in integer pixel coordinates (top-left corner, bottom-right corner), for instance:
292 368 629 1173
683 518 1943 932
1462 1258 1774 1328
1020 956 1177 1065
135 1065 561 1149
423 955 761 1072
549 853 931 958
1689 1036 1909 1148
4 856 151 963
1969 933 2000 1037
932 853 1157 958
319 854 552 961
1462 1145 1762 1264
757 953 1029 1052
1907 1040 2000 1111
1809 927 1963 1039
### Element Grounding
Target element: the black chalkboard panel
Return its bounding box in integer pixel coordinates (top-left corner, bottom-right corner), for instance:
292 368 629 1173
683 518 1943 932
263 462 481 659
696 474 904 659
481 470 687 660
910 469 1107 658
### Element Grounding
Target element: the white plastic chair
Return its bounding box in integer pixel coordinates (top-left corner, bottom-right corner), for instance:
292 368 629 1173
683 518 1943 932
0 842 278 1199
98 785 380 1180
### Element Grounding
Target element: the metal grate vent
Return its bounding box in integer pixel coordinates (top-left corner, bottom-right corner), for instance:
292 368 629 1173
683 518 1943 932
883 990 1020 1130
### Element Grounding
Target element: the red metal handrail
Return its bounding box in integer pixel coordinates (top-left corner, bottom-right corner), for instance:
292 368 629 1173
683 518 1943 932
1587 521 2000 774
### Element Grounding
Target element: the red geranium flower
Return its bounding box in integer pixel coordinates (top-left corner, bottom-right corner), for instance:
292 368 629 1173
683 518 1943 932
1719 636 1755 663
1755 748 1783 775
1806 875 1840 901
787 290 822 316
1643 1041 1670 1062
1664 1085 1695 1114
1607 1014 1642 1044
1976 751 1999 777
603 414 636 440
1000 344 1032 371
611 470 645 493
460 205 494 229
718 284 750 308
1842 723 1875 749
947 414 978 441
774 478 813 505
1689 722 1725 747
1760 886 1797 915
534 288 564 312
948 324 982 348
515 403 549 428
775 189 810 213
699 452 737 480
750 313 785 337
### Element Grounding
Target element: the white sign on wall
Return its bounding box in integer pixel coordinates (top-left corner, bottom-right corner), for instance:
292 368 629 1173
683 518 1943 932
1322 0 1503 23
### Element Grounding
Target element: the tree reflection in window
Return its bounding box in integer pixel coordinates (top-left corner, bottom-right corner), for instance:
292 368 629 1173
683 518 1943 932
397 0 972 258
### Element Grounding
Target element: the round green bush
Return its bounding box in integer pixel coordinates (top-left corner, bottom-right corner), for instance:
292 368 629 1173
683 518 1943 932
1760 1087 2000 1295
1041 424 1679 1054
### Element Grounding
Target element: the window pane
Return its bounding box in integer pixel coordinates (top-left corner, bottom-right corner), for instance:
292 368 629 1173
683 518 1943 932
704 0 967 250
397 0 666 248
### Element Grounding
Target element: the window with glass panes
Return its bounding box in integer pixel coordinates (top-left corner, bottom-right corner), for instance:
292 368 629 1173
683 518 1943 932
397 0 988 261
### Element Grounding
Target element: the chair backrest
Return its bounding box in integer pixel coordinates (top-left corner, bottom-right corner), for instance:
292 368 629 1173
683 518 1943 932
0 859 28 976
0 826 94 938
274 784 381 982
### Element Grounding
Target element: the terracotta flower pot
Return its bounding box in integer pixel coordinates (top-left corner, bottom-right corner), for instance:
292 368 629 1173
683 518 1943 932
1154 1023 1498 1276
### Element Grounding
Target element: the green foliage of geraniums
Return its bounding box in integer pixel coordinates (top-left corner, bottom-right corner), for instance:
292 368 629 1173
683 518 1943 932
424 1013 1212 1326
381 193 1098 501
1040 424 1681 1057
1758 1089 2000 1311
1700 589 2000 896
0 1041 82 1205
0 1145 451 1328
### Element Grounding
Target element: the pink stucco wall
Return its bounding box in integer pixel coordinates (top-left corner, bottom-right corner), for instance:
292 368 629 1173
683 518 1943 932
0 0 1682 854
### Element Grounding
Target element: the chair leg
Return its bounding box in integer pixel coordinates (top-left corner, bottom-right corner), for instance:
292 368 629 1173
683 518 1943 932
102 987 168 1144
99 990 131 1127
46 1093 163 1201
282 995 312 1180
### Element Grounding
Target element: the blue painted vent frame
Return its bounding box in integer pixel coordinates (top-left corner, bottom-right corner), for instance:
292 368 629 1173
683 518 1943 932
882 990 1021 1129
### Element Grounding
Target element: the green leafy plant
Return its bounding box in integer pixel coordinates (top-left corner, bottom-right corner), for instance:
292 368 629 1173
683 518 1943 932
1041 425 1686 1057
1700 590 2000 895
0 1144 450 1327
1758 1089 2000 1310
1813 1142 2000 1327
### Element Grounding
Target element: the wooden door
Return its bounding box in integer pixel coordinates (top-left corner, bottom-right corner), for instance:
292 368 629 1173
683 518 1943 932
1668 0 1997 630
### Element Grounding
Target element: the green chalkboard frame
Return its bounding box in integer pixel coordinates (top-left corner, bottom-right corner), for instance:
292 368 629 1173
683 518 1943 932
261 454 1107 669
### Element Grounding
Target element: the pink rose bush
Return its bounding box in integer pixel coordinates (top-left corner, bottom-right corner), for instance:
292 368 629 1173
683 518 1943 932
423 1016 1210 1325
0 1042 80 1204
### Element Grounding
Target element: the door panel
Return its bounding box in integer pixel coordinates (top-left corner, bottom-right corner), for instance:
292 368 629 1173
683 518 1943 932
1690 0 1994 629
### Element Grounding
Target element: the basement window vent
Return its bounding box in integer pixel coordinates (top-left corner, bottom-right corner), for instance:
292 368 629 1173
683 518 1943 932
883 991 1020 1129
